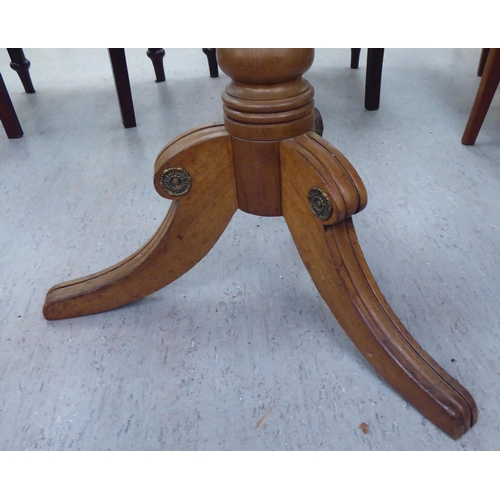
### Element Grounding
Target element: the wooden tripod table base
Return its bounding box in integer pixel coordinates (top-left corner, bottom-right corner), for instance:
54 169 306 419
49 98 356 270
43 49 477 439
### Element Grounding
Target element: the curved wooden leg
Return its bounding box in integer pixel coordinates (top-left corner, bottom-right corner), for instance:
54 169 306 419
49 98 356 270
477 48 490 77
280 132 477 439
462 48 500 145
44 125 237 320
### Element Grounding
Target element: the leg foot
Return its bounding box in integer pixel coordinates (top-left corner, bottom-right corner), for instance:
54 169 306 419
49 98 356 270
147 48 166 82
313 108 324 137
44 125 237 320
108 49 136 128
462 48 500 145
477 48 490 76
281 132 477 439
350 48 361 69
202 49 219 78
365 48 384 111
0 72 23 138
7 48 35 94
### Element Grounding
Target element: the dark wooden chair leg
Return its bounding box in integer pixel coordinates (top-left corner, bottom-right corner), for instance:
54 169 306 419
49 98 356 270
365 48 384 111
7 48 35 94
462 48 500 145
108 49 136 128
202 49 219 78
146 48 166 82
350 48 361 69
313 108 324 137
477 48 490 77
0 72 24 138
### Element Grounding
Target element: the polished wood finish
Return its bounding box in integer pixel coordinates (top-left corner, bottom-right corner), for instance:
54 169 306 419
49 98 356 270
7 48 35 94
217 48 314 216
462 48 500 145
232 138 282 216
219 49 315 141
44 49 477 439
281 133 476 439
0 72 23 138
44 125 237 319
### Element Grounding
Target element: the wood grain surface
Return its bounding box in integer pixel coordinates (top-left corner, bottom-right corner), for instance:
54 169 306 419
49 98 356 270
281 134 477 438
44 126 238 319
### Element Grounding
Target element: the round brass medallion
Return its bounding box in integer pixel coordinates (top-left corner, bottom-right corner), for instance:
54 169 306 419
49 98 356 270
160 168 192 196
307 186 333 221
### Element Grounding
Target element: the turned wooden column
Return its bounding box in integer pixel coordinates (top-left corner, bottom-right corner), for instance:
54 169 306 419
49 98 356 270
217 48 315 216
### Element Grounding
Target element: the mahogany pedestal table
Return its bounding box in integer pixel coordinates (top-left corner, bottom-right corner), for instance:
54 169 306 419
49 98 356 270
43 49 477 439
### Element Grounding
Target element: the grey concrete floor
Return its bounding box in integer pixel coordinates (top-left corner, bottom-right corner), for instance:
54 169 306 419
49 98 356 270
0 48 499 450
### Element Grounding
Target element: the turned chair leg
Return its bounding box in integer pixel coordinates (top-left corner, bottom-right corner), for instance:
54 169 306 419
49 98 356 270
462 48 500 145
147 48 166 82
108 49 136 128
7 48 35 94
202 49 219 78
0 72 24 138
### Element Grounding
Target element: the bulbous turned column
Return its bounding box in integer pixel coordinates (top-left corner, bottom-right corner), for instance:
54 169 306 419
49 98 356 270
216 49 316 216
